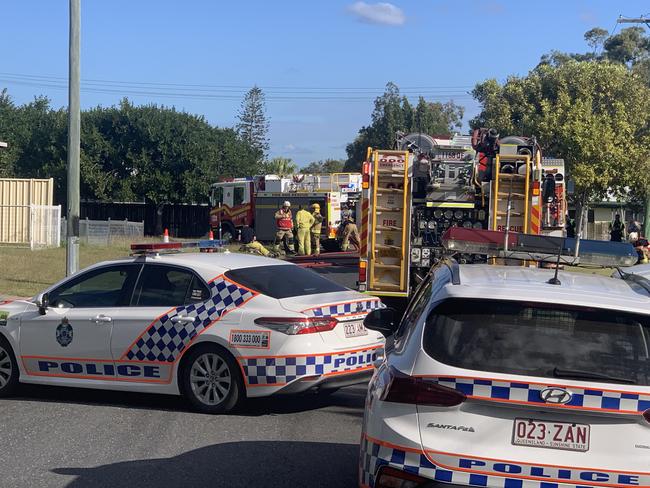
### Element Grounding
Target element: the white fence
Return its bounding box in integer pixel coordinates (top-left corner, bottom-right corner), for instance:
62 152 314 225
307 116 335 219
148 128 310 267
0 204 61 249
61 218 144 245
585 222 610 241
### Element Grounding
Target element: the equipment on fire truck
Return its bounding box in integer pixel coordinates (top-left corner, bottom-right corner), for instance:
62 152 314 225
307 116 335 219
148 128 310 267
489 136 540 236
365 150 411 295
539 158 566 234
358 129 558 301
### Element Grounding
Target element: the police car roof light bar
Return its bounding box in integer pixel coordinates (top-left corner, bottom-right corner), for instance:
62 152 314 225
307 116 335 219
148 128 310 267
442 227 638 268
131 242 182 251
130 240 226 255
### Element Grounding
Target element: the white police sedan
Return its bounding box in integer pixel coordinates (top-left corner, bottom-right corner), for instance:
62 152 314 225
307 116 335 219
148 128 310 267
360 257 650 488
0 243 384 413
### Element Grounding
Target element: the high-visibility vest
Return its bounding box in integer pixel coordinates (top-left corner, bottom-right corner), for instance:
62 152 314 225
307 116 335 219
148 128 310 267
275 209 293 230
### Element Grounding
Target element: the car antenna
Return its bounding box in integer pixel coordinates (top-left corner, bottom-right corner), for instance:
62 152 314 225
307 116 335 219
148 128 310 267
547 241 563 285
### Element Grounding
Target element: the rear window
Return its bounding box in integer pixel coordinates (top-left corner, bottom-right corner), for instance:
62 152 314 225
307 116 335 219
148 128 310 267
225 265 347 299
424 299 650 386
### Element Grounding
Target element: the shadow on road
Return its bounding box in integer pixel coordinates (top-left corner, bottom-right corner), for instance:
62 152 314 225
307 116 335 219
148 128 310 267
52 441 359 488
9 383 367 416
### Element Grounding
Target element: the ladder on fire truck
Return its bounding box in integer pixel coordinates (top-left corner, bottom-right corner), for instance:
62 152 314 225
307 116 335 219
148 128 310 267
490 154 532 234
366 149 411 297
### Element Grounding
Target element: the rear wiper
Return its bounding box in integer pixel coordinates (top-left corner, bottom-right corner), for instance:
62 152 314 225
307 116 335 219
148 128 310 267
552 367 636 385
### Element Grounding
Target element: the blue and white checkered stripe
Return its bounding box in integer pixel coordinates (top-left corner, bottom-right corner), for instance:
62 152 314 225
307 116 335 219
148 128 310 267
360 436 647 488
434 376 650 414
240 346 381 386
304 299 383 318
124 277 255 362
360 436 436 487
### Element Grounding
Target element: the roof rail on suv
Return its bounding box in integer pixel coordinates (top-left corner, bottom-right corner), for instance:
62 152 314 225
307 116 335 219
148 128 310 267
617 268 650 296
439 256 461 285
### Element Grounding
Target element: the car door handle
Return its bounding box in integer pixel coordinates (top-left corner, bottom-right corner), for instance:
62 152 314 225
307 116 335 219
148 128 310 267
171 315 196 324
90 314 113 324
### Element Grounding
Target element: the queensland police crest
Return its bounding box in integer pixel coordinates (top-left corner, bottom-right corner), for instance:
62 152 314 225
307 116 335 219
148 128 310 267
56 318 73 347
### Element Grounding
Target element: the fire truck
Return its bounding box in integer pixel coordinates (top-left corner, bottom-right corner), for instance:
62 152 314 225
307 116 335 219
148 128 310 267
357 130 567 300
208 173 362 245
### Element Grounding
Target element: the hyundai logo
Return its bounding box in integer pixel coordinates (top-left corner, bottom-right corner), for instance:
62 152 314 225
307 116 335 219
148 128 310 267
540 387 572 405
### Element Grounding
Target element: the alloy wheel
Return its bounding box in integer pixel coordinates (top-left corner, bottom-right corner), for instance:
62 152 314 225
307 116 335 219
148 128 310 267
0 345 12 390
189 352 232 406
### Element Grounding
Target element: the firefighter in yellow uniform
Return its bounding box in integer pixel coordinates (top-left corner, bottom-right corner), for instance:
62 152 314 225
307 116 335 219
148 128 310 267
295 205 315 256
240 224 273 257
310 203 324 256
341 208 359 251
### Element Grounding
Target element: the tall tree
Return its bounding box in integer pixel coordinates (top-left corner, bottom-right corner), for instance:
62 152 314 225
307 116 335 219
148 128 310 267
539 27 650 73
584 27 609 53
0 89 18 177
603 27 650 66
302 158 345 174
0 91 264 209
344 83 465 171
471 61 650 233
262 157 297 176
236 86 270 161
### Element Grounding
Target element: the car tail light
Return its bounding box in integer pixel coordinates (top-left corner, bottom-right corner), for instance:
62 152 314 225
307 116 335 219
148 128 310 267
362 161 370 189
532 180 540 196
375 466 429 488
381 367 465 406
359 260 367 283
254 316 338 335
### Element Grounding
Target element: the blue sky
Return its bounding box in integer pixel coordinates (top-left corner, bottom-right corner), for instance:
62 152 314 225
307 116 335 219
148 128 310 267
1 1 647 165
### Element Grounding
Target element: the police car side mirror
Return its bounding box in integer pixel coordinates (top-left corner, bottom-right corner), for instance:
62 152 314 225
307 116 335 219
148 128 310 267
35 293 49 315
364 308 397 337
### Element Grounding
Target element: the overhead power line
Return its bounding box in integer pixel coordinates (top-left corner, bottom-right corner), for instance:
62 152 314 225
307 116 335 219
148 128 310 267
0 71 473 91
0 71 474 103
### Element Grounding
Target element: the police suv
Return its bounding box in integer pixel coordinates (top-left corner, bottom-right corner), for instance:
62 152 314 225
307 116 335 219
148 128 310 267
0 241 384 413
359 234 650 488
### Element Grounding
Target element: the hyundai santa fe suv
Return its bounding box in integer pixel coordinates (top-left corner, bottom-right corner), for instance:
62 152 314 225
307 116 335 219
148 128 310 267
360 258 650 488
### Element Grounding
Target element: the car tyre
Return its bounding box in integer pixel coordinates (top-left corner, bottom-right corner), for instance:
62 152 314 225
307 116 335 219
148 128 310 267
180 344 244 414
0 335 19 397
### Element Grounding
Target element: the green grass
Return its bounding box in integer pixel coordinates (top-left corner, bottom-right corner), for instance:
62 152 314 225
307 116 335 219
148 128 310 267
0 243 133 297
0 241 247 297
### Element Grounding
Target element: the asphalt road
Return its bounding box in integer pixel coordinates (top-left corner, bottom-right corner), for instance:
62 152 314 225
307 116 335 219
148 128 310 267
0 383 367 488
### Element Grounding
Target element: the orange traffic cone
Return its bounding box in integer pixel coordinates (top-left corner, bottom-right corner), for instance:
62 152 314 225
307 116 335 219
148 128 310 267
163 228 169 243
208 230 214 240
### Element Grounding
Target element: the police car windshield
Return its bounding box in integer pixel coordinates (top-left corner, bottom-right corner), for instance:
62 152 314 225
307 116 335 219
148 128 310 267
423 299 650 386
225 265 347 299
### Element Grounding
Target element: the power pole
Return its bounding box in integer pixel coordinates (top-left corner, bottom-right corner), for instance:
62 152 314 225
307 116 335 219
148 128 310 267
617 16 650 26
617 16 650 237
66 0 81 276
